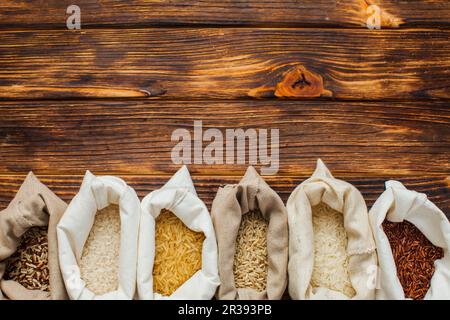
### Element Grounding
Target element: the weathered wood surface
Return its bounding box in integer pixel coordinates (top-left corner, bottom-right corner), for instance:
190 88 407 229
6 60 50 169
0 100 448 176
0 2 448 230
0 0 450 29
1 29 449 100
0 175 448 218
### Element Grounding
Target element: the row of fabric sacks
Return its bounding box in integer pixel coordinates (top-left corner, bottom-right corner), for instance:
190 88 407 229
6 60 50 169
0 159 449 300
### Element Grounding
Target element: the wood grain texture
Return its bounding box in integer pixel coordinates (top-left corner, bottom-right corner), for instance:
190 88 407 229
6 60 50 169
0 100 448 176
0 28 450 100
0 174 448 218
0 0 449 28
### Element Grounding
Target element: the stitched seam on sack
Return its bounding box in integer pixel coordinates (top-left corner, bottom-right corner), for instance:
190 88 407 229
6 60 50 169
348 246 377 256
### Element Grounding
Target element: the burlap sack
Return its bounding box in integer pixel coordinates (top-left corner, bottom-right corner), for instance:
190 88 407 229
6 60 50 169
369 180 450 300
211 166 288 300
57 171 140 300
0 172 68 300
137 166 219 300
286 159 377 300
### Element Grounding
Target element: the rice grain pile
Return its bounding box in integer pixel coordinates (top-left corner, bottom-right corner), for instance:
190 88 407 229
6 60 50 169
311 202 355 298
153 209 205 296
383 220 444 300
4 227 50 291
233 210 268 292
79 204 121 296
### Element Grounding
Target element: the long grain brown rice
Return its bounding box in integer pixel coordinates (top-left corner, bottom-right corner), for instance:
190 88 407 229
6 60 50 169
311 202 355 298
233 210 268 292
4 227 50 291
79 205 121 296
153 209 205 296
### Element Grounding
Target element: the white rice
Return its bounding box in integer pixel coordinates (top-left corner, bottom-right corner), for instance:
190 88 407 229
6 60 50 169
311 202 355 298
79 205 121 296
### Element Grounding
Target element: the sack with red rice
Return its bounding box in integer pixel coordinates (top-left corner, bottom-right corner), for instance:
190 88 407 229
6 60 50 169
137 166 219 300
369 180 450 300
0 172 68 300
287 159 377 300
57 171 140 300
211 166 288 300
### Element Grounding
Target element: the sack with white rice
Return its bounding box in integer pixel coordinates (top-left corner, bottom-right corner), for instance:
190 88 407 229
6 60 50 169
0 172 67 300
137 166 219 300
369 180 450 300
57 171 140 300
211 166 288 300
287 159 377 300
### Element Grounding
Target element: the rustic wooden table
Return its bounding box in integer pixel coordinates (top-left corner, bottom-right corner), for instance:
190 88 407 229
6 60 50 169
0 1 449 217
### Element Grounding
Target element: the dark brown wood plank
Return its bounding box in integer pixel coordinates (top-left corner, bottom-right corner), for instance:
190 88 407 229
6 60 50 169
0 1 449 29
0 175 448 218
0 28 449 100
0 100 448 176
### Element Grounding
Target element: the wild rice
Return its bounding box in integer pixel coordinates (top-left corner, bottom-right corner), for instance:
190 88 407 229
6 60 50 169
383 220 444 300
79 204 121 296
233 210 268 292
153 209 205 296
4 227 49 291
311 202 355 298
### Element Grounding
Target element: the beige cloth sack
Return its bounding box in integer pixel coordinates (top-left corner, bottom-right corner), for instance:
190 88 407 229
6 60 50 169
211 166 288 300
57 171 140 300
286 159 377 300
0 172 68 300
369 180 450 300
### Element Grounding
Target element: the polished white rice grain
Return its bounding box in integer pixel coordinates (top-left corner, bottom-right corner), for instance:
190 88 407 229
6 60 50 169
79 205 120 296
311 202 355 298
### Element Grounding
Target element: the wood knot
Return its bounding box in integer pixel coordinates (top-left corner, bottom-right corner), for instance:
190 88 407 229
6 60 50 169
248 65 332 99
275 65 332 98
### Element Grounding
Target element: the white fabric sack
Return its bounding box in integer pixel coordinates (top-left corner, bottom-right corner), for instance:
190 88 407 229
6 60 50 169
137 166 220 300
287 159 377 300
57 171 140 300
369 180 450 300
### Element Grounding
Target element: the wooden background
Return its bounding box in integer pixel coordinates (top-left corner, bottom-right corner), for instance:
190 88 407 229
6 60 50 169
0 0 449 217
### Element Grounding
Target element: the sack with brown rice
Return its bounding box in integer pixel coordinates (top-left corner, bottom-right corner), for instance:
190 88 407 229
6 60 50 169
211 166 288 300
0 172 68 300
287 159 377 300
369 180 450 300
137 166 219 300
57 171 140 300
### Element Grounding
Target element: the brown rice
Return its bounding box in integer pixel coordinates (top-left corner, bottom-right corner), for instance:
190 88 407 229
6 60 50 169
233 210 269 292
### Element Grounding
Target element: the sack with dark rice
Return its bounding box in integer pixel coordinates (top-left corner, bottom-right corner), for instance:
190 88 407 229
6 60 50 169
0 172 68 300
57 171 140 300
211 166 288 300
137 166 219 300
287 159 377 300
369 180 450 299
